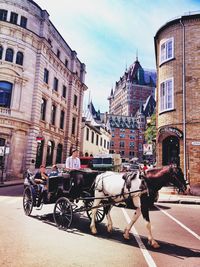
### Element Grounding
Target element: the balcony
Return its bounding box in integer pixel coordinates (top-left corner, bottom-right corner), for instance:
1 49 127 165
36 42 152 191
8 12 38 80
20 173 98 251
0 107 11 116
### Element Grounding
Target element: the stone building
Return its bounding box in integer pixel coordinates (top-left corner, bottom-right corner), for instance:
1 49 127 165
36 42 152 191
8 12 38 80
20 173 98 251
81 102 111 156
108 58 156 116
0 0 87 179
154 12 200 185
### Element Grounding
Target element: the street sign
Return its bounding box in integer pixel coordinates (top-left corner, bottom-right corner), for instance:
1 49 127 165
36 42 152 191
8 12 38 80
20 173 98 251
191 141 200 146
143 144 153 155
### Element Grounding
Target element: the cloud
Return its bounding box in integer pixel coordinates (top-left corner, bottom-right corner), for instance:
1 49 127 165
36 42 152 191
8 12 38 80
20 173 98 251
35 0 200 111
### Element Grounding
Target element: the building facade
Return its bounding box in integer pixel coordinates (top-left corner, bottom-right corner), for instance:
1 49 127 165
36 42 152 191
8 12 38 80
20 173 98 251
107 114 144 161
108 58 156 117
0 0 87 179
154 12 200 185
81 102 111 156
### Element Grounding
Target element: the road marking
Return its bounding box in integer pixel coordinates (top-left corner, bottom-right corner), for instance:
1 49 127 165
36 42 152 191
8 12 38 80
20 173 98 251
122 208 157 267
155 205 200 241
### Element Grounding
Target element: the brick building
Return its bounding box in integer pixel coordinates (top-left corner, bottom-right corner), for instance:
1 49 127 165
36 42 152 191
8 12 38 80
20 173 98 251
108 58 156 116
0 0 87 179
154 12 200 185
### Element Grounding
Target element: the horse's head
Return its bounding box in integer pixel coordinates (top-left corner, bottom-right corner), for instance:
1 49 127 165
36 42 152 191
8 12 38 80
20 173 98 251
169 165 187 193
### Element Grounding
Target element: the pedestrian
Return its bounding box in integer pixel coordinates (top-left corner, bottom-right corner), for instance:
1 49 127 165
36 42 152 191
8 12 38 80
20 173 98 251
65 149 81 170
49 164 59 177
34 165 48 206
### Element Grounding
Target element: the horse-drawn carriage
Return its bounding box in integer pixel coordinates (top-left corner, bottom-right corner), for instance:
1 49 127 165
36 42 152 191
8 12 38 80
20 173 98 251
23 165 188 248
23 169 106 230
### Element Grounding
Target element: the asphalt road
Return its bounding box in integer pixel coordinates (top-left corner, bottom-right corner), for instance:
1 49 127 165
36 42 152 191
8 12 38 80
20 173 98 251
0 185 199 267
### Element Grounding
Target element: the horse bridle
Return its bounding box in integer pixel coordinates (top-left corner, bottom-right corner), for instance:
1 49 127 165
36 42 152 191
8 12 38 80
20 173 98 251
169 166 186 192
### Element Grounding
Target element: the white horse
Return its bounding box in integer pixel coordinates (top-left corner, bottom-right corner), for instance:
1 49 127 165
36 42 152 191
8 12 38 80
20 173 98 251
90 166 187 248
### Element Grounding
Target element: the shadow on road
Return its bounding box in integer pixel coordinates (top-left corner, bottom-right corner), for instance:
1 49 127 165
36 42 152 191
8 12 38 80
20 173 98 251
29 210 200 259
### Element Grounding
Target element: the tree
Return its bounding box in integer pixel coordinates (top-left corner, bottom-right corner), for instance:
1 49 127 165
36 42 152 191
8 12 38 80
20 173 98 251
145 113 156 144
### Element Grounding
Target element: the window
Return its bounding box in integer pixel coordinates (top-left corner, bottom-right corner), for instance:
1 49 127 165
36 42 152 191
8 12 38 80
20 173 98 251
0 9 7 21
56 144 63 163
160 78 174 112
96 134 99 146
57 49 60 59
5 48 14 62
46 140 54 166
72 117 76 135
107 141 109 149
16 51 23 65
65 59 68 67
60 110 65 129
0 81 12 108
53 77 58 91
120 141 125 148
20 16 27 28
73 94 77 106
48 38 52 45
111 141 114 147
160 37 174 64
51 104 56 125
62 85 66 98
100 137 102 146
40 98 46 121
91 131 94 143
44 68 49 84
104 139 106 148
0 45 3 60
130 135 135 140
86 128 89 141
130 142 134 148
10 12 18 24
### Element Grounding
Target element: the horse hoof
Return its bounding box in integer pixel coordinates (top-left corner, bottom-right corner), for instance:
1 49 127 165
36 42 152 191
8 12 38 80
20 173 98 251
123 229 130 240
148 240 160 249
90 227 97 235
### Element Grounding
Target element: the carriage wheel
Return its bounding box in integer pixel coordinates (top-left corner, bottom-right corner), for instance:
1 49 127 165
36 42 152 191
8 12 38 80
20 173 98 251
53 197 73 230
23 187 34 216
85 200 106 223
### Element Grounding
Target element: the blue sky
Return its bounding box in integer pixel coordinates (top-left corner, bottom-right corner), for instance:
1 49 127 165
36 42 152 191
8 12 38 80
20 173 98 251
35 0 200 112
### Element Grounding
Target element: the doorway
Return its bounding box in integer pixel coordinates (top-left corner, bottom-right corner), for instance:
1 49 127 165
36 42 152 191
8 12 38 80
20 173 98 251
162 136 180 166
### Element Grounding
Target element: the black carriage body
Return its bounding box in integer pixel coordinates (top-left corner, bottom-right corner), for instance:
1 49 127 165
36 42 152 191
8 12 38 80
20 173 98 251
23 169 106 229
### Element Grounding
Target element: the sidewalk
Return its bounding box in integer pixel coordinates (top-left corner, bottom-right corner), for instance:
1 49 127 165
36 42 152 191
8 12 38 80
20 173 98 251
0 178 200 204
158 184 200 205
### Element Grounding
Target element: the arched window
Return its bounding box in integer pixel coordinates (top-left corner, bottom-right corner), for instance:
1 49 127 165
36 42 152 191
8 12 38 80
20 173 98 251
0 81 12 108
35 139 44 168
16 51 23 65
56 144 63 163
5 48 14 62
0 45 3 60
46 140 54 166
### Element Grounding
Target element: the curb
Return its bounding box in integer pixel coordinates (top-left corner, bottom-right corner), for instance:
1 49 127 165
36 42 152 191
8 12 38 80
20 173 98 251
0 182 23 188
158 199 200 205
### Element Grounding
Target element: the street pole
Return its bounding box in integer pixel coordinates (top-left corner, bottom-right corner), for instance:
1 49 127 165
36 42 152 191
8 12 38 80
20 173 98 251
0 145 5 184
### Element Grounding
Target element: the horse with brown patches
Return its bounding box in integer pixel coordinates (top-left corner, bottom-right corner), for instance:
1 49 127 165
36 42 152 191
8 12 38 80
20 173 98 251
90 165 188 248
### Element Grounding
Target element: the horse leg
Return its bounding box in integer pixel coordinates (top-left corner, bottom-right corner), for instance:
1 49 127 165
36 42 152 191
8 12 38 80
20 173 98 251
90 198 101 234
141 194 160 249
123 196 141 240
105 205 113 233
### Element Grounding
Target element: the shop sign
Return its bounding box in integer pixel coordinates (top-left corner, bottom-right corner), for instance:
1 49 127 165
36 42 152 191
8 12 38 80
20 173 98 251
191 141 200 146
143 144 153 155
159 127 183 138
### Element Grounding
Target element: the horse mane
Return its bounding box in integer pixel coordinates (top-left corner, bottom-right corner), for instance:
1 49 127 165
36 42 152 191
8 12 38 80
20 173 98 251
146 166 170 179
